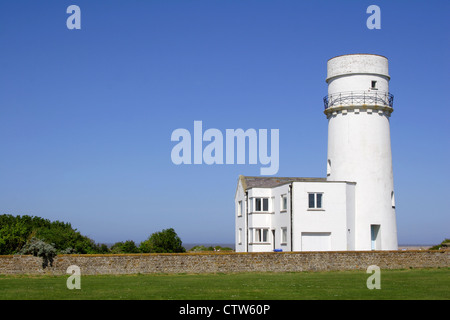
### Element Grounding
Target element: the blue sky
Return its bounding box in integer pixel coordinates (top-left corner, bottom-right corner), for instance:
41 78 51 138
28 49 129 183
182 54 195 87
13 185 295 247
0 0 448 245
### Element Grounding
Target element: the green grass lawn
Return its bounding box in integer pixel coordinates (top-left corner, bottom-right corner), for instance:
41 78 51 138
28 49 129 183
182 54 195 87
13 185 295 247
0 268 448 300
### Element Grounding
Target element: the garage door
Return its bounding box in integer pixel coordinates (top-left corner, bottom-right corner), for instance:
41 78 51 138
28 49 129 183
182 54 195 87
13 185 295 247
301 232 331 251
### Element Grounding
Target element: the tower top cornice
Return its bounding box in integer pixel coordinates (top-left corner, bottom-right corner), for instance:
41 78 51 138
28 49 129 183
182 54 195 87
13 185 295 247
326 54 390 83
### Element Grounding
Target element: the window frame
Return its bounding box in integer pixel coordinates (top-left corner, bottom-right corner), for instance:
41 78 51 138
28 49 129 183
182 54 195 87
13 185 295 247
280 194 288 212
371 80 378 90
308 192 324 210
281 227 288 244
237 200 242 217
252 228 270 243
251 197 270 213
237 200 244 217
391 191 395 209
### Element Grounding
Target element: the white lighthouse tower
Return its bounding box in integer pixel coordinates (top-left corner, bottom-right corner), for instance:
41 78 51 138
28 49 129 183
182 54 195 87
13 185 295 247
324 54 398 250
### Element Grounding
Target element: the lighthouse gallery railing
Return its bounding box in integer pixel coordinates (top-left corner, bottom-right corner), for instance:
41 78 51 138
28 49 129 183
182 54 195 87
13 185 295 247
323 91 394 110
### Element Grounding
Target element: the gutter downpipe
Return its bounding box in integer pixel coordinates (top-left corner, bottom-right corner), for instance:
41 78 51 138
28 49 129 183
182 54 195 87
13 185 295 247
245 191 249 252
289 183 293 251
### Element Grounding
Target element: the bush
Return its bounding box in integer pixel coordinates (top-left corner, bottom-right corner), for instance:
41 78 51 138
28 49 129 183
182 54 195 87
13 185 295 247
110 240 140 254
1 215 188 256
59 247 76 254
0 214 107 254
189 245 233 252
95 243 111 254
429 239 450 250
0 215 29 254
139 228 185 253
189 245 208 252
19 237 57 268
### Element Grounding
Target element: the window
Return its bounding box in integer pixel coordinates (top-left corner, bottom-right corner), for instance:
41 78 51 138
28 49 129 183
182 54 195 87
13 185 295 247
308 193 323 209
237 201 242 217
281 227 287 244
254 197 269 212
327 159 331 176
253 228 269 243
371 80 377 89
391 191 395 209
281 194 287 211
238 228 242 244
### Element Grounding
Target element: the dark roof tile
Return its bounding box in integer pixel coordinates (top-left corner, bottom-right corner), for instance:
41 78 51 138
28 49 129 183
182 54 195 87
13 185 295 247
240 175 326 190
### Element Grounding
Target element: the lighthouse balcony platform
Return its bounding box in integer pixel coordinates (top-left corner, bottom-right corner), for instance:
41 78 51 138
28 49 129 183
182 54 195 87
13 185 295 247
323 90 394 110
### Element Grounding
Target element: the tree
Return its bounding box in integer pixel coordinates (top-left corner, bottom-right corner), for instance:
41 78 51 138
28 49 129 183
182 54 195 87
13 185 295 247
95 243 110 254
0 214 108 254
110 240 140 254
0 217 28 255
19 237 57 269
139 228 185 253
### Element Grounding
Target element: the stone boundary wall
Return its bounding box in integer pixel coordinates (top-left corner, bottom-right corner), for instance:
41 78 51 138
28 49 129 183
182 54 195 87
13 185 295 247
0 250 448 275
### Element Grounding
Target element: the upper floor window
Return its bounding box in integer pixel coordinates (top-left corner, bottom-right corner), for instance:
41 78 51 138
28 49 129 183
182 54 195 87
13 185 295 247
281 194 287 211
308 193 323 209
371 80 377 89
254 197 269 212
391 191 395 209
237 200 242 217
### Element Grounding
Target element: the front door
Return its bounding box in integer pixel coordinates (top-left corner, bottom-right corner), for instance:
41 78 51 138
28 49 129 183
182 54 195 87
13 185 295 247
371 225 380 250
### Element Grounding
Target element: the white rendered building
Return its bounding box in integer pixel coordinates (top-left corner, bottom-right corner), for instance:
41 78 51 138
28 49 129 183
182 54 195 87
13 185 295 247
235 54 398 252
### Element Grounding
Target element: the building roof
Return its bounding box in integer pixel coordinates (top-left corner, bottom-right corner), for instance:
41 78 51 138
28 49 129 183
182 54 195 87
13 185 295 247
239 175 327 190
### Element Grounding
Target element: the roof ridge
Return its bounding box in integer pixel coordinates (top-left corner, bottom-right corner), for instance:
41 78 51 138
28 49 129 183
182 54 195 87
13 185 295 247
240 176 328 190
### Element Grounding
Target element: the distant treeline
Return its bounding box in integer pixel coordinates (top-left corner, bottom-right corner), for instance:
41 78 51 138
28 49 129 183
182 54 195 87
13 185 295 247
0 214 185 255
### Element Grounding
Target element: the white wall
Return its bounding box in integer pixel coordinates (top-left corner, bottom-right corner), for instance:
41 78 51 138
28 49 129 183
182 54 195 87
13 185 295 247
236 183 292 253
326 54 390 84
327 110 397 250
346 183 356 250
291 181 355 251
326 54 398 250
237 181 356 252
234 179 247 252
270 184 291 252
247 188 274 252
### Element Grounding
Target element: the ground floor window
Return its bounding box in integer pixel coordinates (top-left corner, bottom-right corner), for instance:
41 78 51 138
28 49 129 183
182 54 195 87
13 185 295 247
281 227 287 244
253 228 269 243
